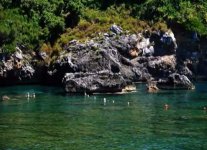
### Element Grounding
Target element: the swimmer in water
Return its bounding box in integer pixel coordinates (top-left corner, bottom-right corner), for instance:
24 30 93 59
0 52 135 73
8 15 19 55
103 98 106 105
164 104 169 110
26 92 30 98
2 95 10 101
32 93 36 98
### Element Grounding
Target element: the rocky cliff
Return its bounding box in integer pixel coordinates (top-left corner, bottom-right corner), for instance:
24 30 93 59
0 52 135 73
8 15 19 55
0 25 197 92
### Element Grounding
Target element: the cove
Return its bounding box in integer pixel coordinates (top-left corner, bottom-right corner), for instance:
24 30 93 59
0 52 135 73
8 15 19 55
0 83 206 150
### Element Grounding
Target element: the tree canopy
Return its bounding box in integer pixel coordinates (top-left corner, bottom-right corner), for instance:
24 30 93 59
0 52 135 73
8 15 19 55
0 0 207 52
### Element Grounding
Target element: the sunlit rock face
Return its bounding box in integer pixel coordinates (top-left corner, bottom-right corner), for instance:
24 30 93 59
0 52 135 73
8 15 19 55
53 25 194 92
63 71 127 93
0 24 195 91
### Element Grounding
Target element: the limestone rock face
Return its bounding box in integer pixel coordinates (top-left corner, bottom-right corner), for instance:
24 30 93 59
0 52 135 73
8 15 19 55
63 71 127 93
54 26 195 92
157 73 195 90
147 55 177 78
0 47 36 83
0 25 196 92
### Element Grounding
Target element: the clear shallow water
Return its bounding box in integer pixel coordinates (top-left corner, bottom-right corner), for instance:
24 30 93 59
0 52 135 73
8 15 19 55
0 83 206 150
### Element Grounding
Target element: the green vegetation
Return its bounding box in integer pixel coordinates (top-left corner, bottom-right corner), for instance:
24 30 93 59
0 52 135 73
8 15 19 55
53 6 150 52
136 0 207 35
1 0 207 53
0 0 81 52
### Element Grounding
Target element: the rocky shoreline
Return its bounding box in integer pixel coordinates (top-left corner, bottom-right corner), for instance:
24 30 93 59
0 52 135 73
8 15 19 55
0 25 205 93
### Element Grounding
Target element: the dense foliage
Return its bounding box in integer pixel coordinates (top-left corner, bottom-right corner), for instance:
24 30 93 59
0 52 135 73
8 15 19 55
0 0 82 52
0 0 207 53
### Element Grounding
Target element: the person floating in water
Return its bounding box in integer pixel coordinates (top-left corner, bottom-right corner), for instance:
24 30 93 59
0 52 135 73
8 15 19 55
1 93 36 101
32 93 36 98
164 104 169 110
26 92 30 99
1 95 10 101
103 98 106 103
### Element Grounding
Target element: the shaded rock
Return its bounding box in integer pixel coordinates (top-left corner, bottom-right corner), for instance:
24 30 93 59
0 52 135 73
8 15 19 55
20 65 35 79
157 73 195 90
151 30 177 56
160 30 177 53
0 48 42 85
63 71 127 93
38 52 48 60
132 67 151 81
147 55 176 78
177 65 193 79
0 56 35 81
47 52 78 83
146 81 159 93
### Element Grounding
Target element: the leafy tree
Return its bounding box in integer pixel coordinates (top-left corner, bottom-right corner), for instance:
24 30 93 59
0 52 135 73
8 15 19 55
0 0 207 53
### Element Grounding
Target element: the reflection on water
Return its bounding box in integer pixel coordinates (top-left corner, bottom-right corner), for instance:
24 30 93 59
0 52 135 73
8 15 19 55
0 83 206 150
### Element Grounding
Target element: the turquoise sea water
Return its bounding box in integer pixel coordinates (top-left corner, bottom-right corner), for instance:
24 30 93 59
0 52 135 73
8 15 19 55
0 83 206 150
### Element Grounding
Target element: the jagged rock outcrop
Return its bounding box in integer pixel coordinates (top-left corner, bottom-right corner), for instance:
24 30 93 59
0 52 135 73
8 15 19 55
177 64 193 79
157 73 195 90
147 55 176 78
62 71 127 93
0 24 196 92
0 48 35 83
0 47 49 85
151 30 177 56
49 25 195 92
